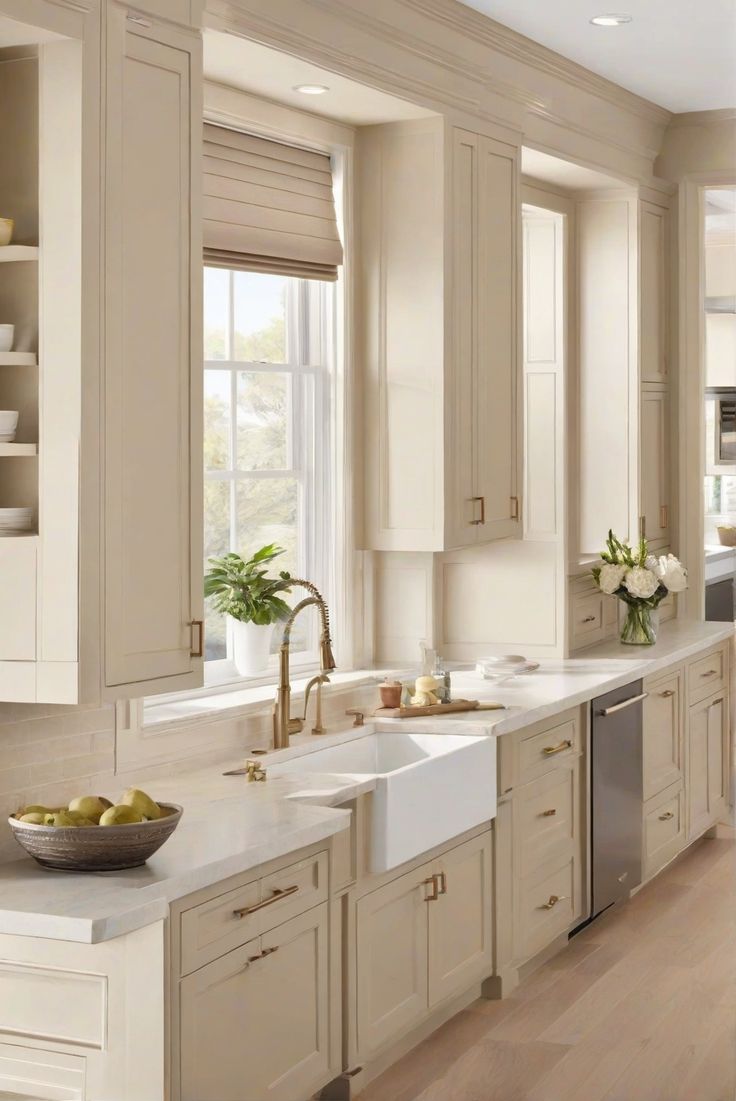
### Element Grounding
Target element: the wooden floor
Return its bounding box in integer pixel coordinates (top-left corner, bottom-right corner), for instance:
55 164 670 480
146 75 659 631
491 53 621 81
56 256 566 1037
359 827 736 1101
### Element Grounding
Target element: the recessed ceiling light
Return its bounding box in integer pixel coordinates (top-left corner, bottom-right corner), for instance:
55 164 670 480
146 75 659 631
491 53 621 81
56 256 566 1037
293 83 330 95
590 13 632 25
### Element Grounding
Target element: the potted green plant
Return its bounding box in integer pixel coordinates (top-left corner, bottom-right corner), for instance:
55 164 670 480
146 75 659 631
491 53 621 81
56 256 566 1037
204 544 292 676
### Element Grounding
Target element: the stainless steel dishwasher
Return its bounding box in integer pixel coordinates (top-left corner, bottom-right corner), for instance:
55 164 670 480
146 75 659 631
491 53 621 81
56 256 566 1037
590 680 646 918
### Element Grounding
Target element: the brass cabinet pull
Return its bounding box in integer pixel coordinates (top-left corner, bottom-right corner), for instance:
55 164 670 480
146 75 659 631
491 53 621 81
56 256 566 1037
424 875 439 902
659 689 675 698
658 811 674 821
469 496 485 525
437 871 448 895
700 669 718 678
660 505 668 530
709 697 724 710
247 945 280 964
581 615 597 624
542 740 572 756
233 885 298 919
189 619 204 658
540 808 557 817
540 894 569 910
510 496 519 520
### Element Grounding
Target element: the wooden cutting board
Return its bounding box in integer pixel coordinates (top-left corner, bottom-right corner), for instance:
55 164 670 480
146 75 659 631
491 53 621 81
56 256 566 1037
374 699 505 719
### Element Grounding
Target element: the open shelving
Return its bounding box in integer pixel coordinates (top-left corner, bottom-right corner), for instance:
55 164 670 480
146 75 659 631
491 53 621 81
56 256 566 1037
0 352 36 367
0 245 39 262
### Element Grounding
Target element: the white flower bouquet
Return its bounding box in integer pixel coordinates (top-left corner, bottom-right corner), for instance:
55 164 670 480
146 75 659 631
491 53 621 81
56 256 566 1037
592 530 688 645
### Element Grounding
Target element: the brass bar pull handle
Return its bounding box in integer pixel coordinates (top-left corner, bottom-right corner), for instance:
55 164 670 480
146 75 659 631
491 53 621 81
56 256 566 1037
540 808 557 817
247 945 280 964
598 693 648 716
581 615 597 624
542 740 573 756
437 871 447 895
660 505 668 529
659 811 674 821
540 894 569 910
709 697 724 710
233 885 298 919
424 875 439 902
700 670 718 678
659 689 675 698
469 497 485 525
189 619 204 658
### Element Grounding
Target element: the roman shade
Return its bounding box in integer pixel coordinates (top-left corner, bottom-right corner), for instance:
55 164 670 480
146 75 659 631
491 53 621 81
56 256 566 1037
203 124 343 282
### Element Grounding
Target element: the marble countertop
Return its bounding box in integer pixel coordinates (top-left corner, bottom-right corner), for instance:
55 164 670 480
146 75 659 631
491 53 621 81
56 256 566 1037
0 619 731 944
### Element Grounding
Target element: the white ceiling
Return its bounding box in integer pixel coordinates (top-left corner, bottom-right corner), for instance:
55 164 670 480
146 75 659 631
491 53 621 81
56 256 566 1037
457 0 736 113
203 33 434 125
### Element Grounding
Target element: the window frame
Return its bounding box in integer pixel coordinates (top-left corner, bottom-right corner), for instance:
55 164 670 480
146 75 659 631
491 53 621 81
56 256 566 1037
203 269 335 688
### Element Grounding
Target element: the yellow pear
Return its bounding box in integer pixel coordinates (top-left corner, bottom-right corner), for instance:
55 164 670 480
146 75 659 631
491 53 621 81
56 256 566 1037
44 811 78 827
18 812 46 825
65 809 96 827
22 804 51 816
119 788 161 821
99 804 143 826
68 795 112 823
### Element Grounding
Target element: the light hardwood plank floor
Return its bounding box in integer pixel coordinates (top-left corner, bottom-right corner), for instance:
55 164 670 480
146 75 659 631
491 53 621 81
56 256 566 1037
358 826 736 1101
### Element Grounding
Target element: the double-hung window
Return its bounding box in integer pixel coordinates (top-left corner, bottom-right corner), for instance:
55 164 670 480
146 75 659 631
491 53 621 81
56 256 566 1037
203 267 334 684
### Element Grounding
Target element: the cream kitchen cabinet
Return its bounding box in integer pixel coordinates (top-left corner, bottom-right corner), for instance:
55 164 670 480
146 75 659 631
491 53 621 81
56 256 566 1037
642 666 683 801
180 905 332 1101
687 689 729 841
103 4 203 698
640 200 669 385
358 118 520 552
640 386 671 549
0 0 203 703
354 830 493 1062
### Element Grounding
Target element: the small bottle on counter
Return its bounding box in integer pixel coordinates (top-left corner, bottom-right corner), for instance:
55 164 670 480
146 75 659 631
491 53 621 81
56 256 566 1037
433 654 452 703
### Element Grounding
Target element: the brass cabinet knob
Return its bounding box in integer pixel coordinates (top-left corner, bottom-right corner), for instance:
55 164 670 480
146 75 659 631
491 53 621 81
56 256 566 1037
659 811 674 821
540 808 557 817
540 894 569 910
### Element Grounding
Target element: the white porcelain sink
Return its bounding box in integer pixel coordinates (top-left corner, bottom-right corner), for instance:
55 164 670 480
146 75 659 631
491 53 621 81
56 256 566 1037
269 730 497 872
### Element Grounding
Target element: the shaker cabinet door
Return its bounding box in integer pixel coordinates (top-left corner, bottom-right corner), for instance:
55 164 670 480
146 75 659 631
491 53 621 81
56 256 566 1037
103 7 203 694
640 387 670 549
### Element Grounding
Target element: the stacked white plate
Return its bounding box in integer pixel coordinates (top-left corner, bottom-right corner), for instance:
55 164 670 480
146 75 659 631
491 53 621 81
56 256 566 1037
0 411 18 443
0 507 33 535
476 654 540 680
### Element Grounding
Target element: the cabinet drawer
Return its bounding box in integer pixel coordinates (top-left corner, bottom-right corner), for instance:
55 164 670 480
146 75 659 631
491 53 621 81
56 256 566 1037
643 668 683 800
515 859 576 963
688 646 727 705
181 851 328 975
643 783 685 881
516 765 576 876
519 717 579 782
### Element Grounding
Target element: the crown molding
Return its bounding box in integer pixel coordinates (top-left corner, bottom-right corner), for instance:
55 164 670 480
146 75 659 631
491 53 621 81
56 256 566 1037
395 0 671 127
668 108 736 128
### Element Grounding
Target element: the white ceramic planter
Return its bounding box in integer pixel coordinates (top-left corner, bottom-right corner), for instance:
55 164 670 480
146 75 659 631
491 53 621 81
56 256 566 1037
232 619 274 677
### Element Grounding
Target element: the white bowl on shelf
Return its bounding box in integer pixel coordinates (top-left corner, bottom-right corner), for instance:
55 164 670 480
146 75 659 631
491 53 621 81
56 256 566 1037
0 325 14 353
0 411 19 442
0 219 13 247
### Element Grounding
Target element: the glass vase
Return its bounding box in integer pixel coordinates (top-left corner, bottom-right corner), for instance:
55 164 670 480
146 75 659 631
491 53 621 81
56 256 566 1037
620 603 657 646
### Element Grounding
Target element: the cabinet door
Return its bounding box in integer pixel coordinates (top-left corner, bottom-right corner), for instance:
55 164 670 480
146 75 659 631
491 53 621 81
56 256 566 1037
473 134 520 544
429 832 493 1006
104 6 203 694
355 868 429 1059
643 669 683 800
688 692 728 840
180 906 332 1101
640 387 670 548
640 202 668 384
447 130 520 548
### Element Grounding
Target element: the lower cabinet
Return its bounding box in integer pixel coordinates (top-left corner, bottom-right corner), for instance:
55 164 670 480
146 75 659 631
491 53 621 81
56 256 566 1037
180 904 331 1101
354 831 492 1061
687 689 729 841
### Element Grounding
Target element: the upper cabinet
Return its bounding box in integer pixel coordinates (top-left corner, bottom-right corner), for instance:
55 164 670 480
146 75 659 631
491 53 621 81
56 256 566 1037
639 200 669 385
0 0 202 703
103 5 203 697
357 118 521 553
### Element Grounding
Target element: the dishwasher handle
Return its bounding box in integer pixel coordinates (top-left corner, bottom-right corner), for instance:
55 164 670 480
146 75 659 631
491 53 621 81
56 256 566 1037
597 692 648 716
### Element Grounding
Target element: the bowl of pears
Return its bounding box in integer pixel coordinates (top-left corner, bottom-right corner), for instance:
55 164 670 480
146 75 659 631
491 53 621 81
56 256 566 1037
8 788 182 871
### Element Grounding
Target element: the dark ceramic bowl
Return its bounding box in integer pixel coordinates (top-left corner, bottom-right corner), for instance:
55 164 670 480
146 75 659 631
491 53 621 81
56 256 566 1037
8 803 183 871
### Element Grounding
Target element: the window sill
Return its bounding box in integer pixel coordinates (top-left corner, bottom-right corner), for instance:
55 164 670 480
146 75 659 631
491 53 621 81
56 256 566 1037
143 668 397 732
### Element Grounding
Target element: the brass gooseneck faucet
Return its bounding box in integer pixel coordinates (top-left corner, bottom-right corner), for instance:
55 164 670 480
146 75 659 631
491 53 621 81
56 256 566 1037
273 580 336 749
